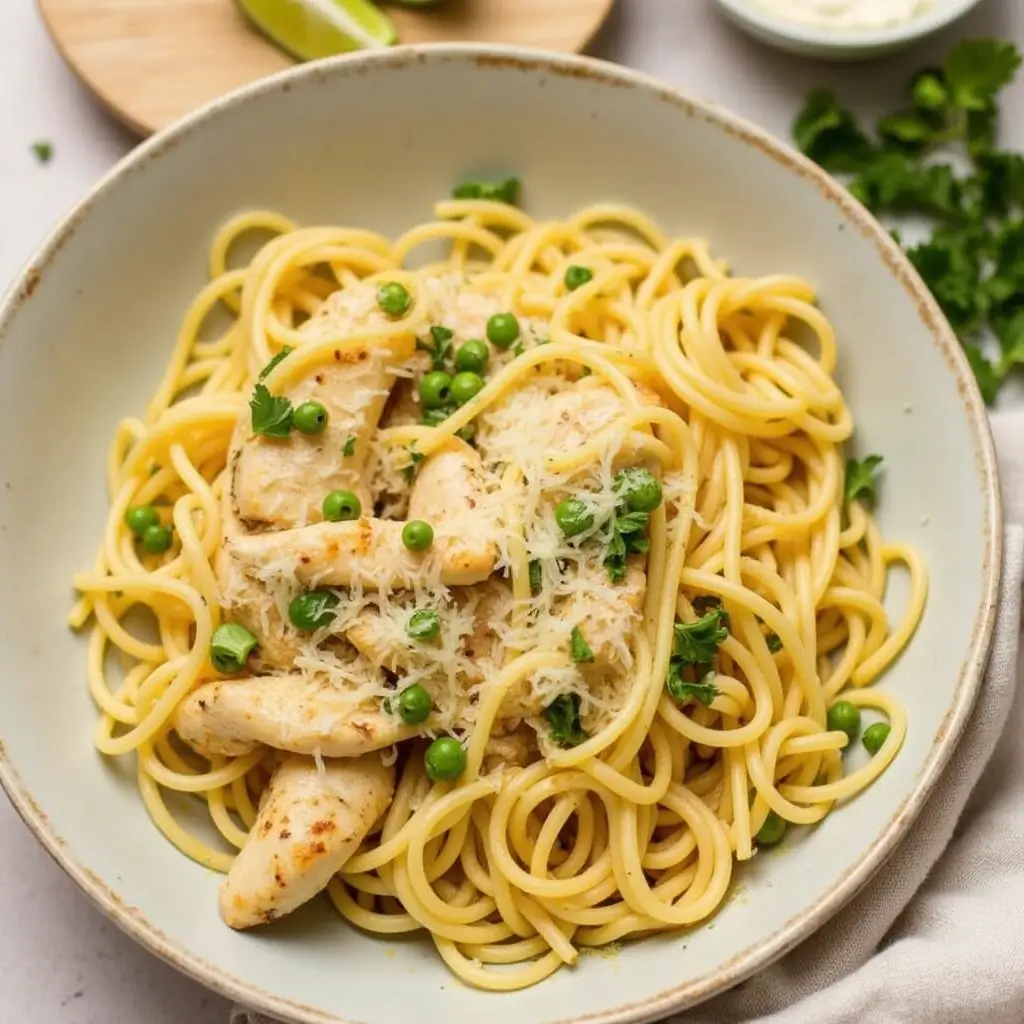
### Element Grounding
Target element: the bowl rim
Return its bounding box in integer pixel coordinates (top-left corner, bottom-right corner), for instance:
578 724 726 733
711 0 985 49
0 41 1003 1024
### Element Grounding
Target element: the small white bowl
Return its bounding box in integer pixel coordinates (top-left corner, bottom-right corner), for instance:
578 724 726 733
712 0 986 59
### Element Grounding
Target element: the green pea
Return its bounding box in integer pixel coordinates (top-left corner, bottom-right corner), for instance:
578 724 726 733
614 467 663 513
486 312 520 349
756 811 787 847
554 497 594 538
402 520 434 552
124 505 159 537
407 608 441 640
862 722 891 755
293 400 329 435
422 406 454 427
564 265 594 291
419 371 453 410
377 281 412 317
288 590 339 631
454 340 490 373
456 422 477 444
450 371 485 406
425 736 466 782
827 700 862 743
322 489 361 522
210 622 258 674
141 523 173 555
397 684 432 724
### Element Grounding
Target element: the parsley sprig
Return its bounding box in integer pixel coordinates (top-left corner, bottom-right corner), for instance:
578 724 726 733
844 454 884 508
603 509 652 582
416 326 455 370
793 39 1024 403
665 606 728 707
544 692 588 748
250 383 293 438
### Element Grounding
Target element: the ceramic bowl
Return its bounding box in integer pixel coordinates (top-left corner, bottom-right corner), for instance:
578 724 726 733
711 0 986 59
0 43 1001 1024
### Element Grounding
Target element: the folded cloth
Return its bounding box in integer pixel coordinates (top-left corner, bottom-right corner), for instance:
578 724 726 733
233 412 1024 1024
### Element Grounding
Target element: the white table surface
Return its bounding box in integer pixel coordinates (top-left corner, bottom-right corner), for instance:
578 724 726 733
2 0 1021 1021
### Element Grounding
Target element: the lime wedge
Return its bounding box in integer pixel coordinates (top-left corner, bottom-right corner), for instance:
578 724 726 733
236 0 397 60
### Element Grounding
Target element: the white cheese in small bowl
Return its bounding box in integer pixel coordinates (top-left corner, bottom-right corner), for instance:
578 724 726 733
753 0 934 30
712 0 984 59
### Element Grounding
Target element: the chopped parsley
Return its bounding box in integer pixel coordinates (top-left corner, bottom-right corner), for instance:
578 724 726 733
665 607 728 708
666 674 720 708
672 608 729 665
792 39 1024 403
603 509 651 583
544 693 588 748
416 325 454 370
844 454 884 508
402 446 425 483
258 346 293 381
249 383 293 438
342 435 357 457
766 632 783 654
31 141 53 164
452 176 520 205
570 626 595 664
528 559 543 594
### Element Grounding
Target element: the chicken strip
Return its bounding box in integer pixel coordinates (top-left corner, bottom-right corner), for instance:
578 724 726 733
231 336 413 530
482 726 537 775
220 753 394 929
561 559 647 672
174 674 415 759
545 377 664 458
215 542 302 671
224 440 498 591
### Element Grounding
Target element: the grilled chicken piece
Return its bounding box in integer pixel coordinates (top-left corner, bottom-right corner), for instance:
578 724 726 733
231 336 414 530
545 377 664 458
215 543 301 672
562 559 646 672
174 674 415 759
224 440 497 590
482 726 536 774
344 580 508 681
220 754 394 929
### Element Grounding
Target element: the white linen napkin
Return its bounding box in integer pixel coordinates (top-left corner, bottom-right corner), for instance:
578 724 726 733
233 411 1024 1024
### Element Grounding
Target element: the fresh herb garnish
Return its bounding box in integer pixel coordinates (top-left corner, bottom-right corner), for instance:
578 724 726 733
666 674 720 707
402 445 425 483
31 141 53 164
665 607 728 707
766 632 783 654
793 39 1024 402
342 435 357 457
250 383 293 438
844 455 884 508
603 509 651 583
258 346 293 381
416 325 455 370
570 626 595 664
452 177 520 205
544 693 588 748
528 559 543 594
672 608 729 665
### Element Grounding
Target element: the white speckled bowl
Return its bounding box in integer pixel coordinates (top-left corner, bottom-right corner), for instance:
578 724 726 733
0 44 1001 1024
712 0 985 59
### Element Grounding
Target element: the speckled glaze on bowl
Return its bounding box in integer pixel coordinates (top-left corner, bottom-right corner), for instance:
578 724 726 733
0 44 1001 1024
712 0 985 59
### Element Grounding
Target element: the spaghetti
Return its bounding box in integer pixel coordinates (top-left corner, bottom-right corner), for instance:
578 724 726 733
70 197 926 990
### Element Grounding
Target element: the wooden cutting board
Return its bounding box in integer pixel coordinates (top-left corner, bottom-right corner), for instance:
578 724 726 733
36 0 615 136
